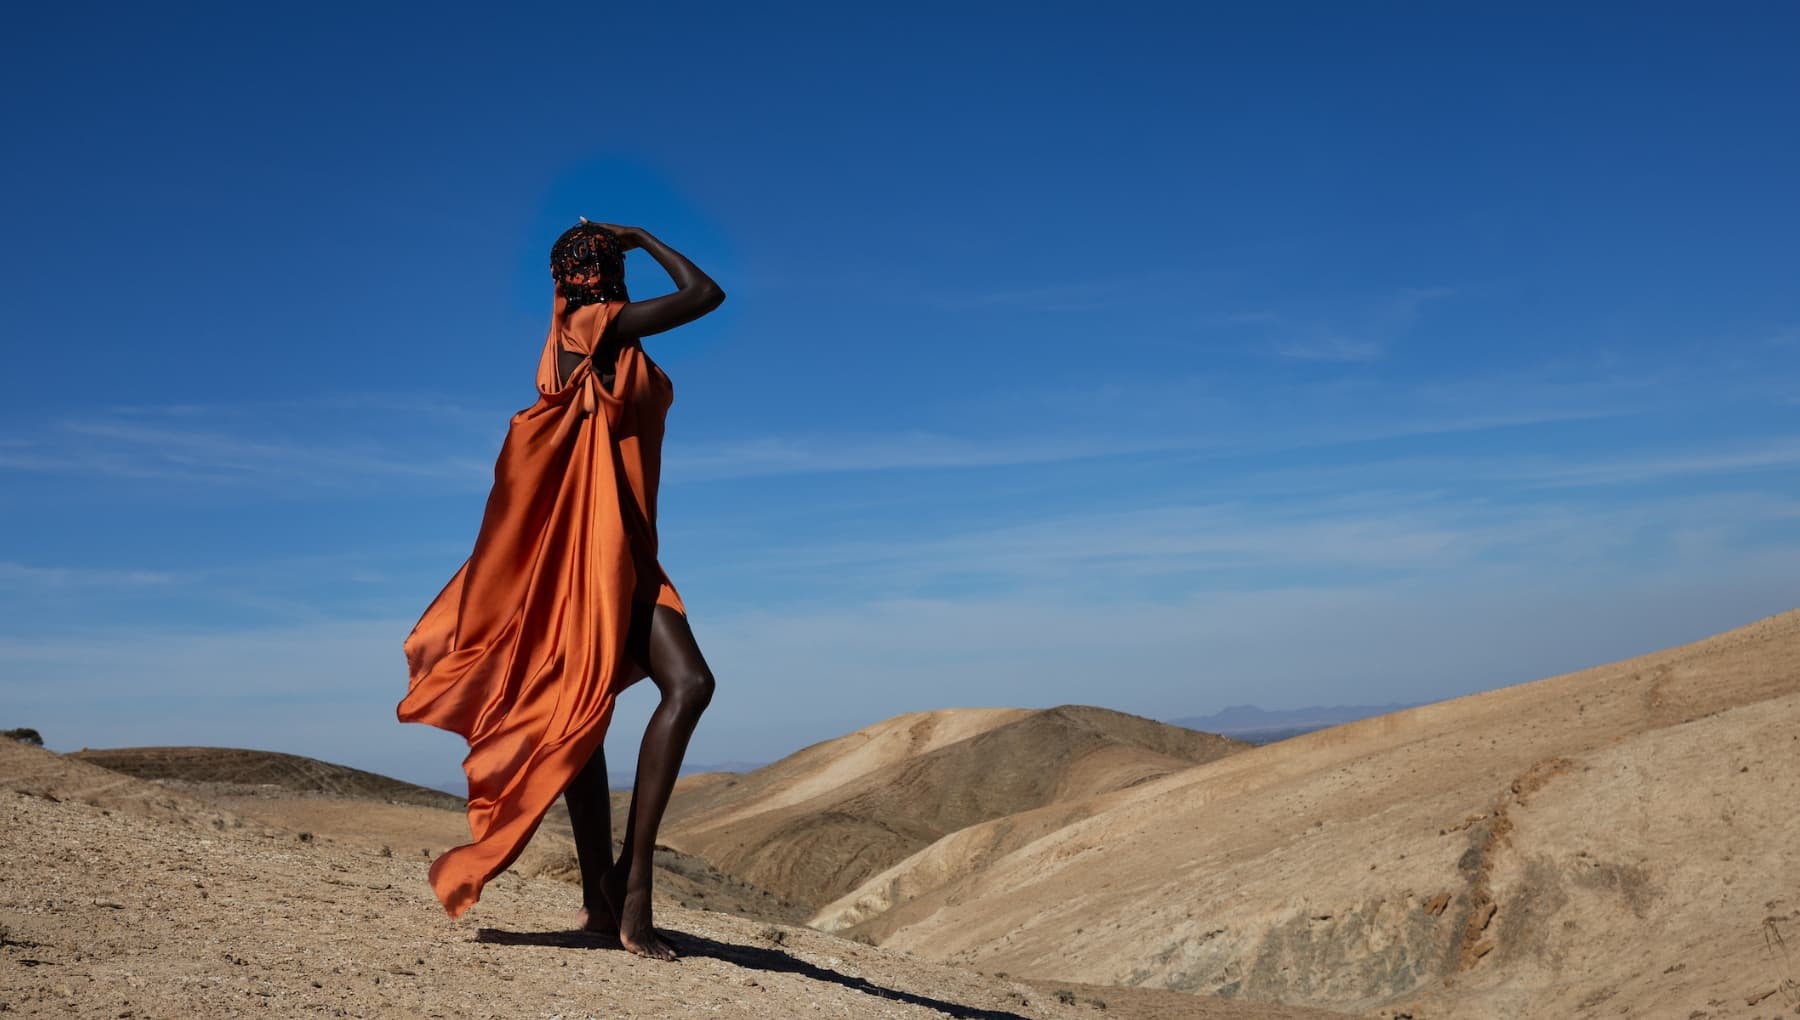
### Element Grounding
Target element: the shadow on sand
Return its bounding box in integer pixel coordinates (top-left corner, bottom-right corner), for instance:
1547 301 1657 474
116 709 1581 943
474 927 1031 1020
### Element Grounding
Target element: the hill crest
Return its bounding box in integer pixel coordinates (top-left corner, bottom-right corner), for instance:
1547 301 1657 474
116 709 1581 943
661 704 1247 912
70 745 465 809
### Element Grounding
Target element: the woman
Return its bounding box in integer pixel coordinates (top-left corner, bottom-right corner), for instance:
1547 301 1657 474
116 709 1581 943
399 220 725 961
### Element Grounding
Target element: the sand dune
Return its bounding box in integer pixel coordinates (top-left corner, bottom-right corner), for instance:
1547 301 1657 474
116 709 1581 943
662 706 1247 911
0 737 1343 1020
819 610 1800 1017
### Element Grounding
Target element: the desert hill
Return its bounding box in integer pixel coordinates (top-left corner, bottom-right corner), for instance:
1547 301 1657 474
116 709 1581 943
661 705 1248 911
817 610 1800 1018
0 737 1344 1020
71 745 466 809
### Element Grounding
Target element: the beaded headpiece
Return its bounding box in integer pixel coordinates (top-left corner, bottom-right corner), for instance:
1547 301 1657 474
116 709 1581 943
550 221 629 310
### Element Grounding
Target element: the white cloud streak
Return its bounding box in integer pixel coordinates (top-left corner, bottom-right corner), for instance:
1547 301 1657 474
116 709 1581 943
690 487 1800 602
0 562 189 588
665 431 1206 481
1243 286 1457 362
1491 437 1800 489
0 403 494 490
1272 333 1387 362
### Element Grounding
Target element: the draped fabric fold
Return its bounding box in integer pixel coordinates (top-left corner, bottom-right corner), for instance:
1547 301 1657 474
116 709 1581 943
398 301 683 918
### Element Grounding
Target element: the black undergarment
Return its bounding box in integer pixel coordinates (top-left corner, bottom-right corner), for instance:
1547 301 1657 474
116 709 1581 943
557 343 619 392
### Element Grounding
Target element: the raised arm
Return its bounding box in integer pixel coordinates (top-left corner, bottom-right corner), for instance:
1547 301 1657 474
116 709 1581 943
590 223 725 337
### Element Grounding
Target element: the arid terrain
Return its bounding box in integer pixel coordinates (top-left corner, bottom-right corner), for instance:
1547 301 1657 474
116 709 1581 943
5 610 1797 1018
787 612 1798 1019
0 730 1336 1018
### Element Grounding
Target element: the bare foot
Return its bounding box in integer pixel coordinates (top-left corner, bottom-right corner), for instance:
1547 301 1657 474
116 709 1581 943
573 903 618 937
617 886 676 961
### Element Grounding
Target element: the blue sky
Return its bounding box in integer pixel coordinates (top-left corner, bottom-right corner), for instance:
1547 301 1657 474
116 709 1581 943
3 4 1796 786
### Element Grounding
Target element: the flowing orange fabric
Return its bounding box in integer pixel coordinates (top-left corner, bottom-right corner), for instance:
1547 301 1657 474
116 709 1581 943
397 300 684 918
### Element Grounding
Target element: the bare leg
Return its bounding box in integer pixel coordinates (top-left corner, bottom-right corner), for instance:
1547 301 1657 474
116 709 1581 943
606 604 714 960
563 744 617 934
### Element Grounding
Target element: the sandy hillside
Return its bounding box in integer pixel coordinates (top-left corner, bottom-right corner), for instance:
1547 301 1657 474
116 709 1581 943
0 738 1345 1020
818 610 1800 1019
662 706 1248 911
64 744 812 927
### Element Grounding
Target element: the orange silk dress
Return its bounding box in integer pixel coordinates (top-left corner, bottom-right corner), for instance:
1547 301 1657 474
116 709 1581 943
398 300 684 918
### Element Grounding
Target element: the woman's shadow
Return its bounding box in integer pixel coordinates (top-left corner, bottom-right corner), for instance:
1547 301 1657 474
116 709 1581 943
474 927 1031 1020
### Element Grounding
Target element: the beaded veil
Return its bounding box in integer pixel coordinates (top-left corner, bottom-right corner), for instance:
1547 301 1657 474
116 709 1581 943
550 222 630 311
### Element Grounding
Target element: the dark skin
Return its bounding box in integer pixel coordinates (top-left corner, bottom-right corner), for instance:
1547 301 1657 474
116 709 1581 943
552 223 724 961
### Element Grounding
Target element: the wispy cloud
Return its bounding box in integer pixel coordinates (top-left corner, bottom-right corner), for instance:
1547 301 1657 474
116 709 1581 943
1271 332 1387 362
0 617 406 691
672 369 1646 483
689 484 1800 605
665 431 1206 481
717 502 1481 588
1390 286 1457 319
0 562 189 587
1224 286 1457 362
1215 311 1280 326
82 421 479 486
1492 437 1800 489
0 546 465 634
1278 407 1627 450
918 266 1211 314
1 398 494 490
923 283 1134 313
93 392 498 426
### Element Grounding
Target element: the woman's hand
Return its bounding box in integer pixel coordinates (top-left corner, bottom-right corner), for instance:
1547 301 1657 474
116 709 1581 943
578 217 643 251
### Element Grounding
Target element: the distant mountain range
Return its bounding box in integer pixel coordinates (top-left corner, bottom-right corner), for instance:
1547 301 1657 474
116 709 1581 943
1170 703 1415 743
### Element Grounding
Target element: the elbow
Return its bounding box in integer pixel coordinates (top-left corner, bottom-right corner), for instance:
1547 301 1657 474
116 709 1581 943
698 281 726 312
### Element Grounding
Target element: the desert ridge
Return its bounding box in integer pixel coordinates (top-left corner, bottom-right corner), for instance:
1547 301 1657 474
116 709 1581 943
791 610 1800 1018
